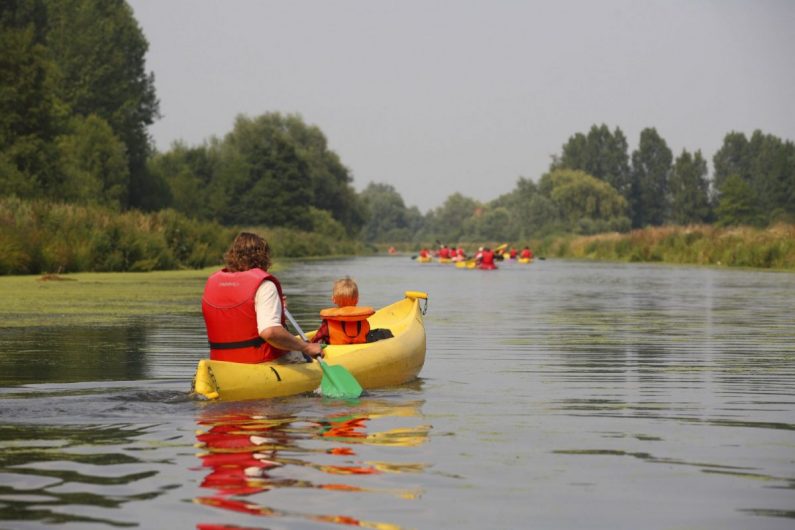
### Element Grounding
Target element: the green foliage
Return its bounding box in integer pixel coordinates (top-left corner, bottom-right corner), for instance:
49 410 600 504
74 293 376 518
423 193 481 243
0 7 62 196
0 196 234 274
150 113 366 235
630 128 672 227
148 141 217 220
215 114 313 229
0 0 162 211
45 0 161 210
715 174 764 227
554 124 631 197
359 182 423 242
279 114 366 234
539 169 629 234
713 130 795 225
56 114 129 206
669 149 710 225
551 225 795 269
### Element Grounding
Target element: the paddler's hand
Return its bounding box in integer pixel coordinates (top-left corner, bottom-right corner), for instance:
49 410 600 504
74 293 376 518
301 341 323 358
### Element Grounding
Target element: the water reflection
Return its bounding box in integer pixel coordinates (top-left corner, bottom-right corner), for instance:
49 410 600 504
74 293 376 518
194 399 429 529
0 325 150 385
0 423 170 528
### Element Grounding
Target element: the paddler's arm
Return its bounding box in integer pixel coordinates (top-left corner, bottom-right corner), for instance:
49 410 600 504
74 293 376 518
261 326 323 357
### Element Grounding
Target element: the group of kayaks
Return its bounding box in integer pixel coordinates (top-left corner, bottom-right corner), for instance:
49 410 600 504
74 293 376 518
420 256 534 268
192 291 428 401
416 243 534 270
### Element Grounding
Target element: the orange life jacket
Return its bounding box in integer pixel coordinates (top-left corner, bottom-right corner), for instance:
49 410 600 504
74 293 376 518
319 306 375 345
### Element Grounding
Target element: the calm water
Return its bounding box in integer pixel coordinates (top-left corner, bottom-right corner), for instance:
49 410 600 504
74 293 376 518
1 257 794 529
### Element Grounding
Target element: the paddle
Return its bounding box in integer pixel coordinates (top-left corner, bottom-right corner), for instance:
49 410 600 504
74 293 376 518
283 308 363 399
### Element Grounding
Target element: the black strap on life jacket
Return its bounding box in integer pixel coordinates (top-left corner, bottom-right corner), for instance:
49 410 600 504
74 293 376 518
342 321 362 339
208 337 265 350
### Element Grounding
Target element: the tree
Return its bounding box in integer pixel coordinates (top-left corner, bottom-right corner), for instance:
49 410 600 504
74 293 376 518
359 182 423 242
556 124 631 198
277 114 366 234
148 141 218 220
539 168 629 234
715 174 764 227
713 131 750 193
424 193 481 243
489 176 562 239
478 206 512 241
56 114 129 206
0 1 62 198
630 127 672 227
213 114 314 229
669 149 710 225
746 131 795 223
45 0 160 209
713 130 795 225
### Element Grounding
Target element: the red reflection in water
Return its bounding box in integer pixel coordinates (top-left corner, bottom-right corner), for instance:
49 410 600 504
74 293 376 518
194 403 426 529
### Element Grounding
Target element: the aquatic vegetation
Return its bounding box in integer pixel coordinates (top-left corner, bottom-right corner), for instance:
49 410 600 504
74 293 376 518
0 266 291 327
539 224 795 269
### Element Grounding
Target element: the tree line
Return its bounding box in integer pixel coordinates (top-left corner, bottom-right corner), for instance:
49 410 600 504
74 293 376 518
2 1 794 271
362 125 795 243
1 0 162 210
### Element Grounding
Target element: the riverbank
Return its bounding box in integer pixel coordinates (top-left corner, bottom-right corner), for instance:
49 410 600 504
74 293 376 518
0 197 369 275
538 224 795 270
0 262 288 328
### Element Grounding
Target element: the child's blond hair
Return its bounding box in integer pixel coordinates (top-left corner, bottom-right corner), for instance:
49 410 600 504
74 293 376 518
332 277 359 307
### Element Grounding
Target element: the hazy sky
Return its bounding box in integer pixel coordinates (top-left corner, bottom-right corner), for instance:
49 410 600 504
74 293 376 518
128 0 795 212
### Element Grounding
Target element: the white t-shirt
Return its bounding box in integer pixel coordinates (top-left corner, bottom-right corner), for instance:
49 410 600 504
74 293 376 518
254 281 283 334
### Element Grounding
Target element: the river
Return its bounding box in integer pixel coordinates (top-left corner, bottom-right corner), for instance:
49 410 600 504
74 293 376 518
1 256 794 529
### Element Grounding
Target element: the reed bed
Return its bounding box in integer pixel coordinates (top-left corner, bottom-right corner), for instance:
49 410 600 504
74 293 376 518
0 198 367 275
542 224 795 269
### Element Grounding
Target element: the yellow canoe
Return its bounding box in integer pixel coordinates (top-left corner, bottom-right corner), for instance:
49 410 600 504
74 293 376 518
518 257 533 264
455 260 476 269
192 291 428 401
416 255 432 263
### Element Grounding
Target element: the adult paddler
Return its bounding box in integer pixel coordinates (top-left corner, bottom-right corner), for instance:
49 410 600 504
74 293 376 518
479 247 498 270
201 232 324 363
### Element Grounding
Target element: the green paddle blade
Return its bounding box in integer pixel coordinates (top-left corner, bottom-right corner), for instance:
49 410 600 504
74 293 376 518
319 360 363 399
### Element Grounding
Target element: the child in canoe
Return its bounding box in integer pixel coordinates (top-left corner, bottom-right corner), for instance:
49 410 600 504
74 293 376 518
311 277 375 345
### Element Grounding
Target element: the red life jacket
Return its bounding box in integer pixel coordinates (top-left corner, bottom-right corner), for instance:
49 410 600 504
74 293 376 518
480 250 498 269
439 247 450 259
202 268 287 363
520 249 533 259
319 306 375 345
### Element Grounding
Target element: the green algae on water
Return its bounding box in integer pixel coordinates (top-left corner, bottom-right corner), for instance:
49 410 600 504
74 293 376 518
0 266 286 328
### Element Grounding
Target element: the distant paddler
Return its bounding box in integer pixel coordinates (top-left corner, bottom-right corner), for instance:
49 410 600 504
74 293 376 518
477 247 498 270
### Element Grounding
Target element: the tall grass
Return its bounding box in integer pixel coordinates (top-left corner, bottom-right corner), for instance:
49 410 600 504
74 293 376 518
0 197 368 275
543 224 795 269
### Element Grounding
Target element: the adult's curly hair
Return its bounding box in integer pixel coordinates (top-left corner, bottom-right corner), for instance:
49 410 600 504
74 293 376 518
224 232 271 272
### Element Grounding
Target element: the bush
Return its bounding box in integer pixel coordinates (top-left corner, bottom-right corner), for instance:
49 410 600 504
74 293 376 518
540 224 795 269
0 197 239 274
